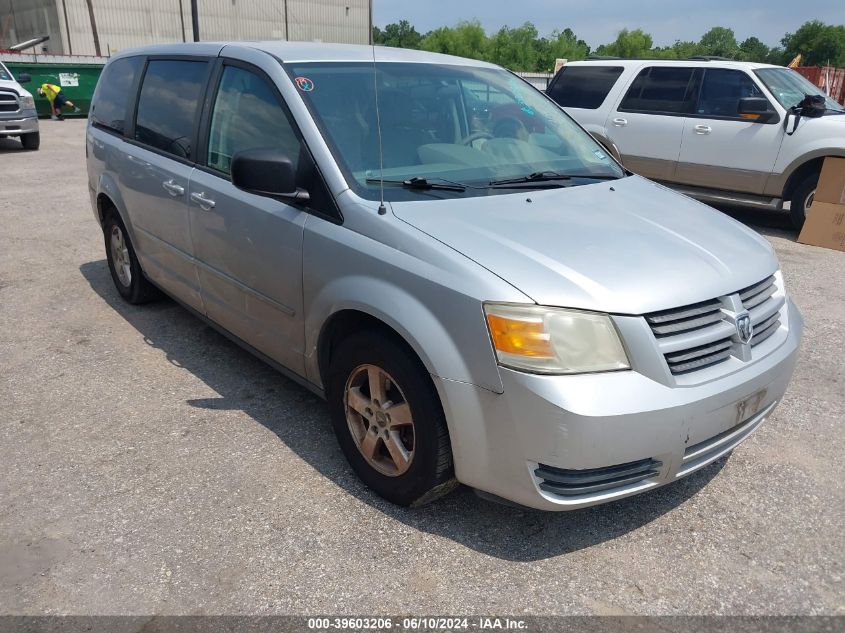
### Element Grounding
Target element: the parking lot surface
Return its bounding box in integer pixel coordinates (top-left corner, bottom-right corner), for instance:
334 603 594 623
1 121 843 615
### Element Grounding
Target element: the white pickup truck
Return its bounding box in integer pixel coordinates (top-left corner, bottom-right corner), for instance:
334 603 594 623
0 60 40 150
547 59 845 228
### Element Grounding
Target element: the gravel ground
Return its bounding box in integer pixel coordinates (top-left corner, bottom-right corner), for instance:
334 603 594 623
0 121 843 616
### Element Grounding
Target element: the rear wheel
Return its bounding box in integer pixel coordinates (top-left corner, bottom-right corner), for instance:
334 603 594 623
103 213 158 304
326 331 457 506
20 132 40 150
789 173 818 231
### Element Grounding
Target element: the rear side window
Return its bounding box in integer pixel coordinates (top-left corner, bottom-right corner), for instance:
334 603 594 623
547 66 624 109
619 67 698 114
134 59 208 159
206 65 301 175
91 56 143 134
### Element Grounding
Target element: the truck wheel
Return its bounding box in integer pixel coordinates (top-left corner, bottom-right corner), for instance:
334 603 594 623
789 173 818 231
20 132 40 150
103 213 158 304
326 331 457 507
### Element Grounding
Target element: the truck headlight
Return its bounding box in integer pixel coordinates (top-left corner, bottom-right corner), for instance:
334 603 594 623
484 303 630 374
20 95 35 109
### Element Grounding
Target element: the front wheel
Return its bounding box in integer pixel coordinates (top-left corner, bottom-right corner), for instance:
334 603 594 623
789 173 818 231
20 132 40 150
326 331 457 506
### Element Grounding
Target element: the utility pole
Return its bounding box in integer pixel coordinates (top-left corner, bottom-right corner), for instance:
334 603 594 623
60 0 73 54
177 0 186 42
84 0 101 56
190 0 199 42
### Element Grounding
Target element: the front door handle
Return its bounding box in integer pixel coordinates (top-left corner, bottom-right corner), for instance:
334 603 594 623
162 179 184 196
694 124 712 135
612 117 628 127
190 191 216 210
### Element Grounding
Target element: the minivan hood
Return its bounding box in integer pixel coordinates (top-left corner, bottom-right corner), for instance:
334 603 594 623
392 175 778 314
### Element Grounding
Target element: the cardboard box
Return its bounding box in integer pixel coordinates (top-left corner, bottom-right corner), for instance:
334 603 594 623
814 157 845 205
798 201 845 251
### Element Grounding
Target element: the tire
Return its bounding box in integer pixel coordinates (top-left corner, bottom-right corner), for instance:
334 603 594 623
789 173 818 231
326 331 457 506
20 132 40 150
103 212 158 304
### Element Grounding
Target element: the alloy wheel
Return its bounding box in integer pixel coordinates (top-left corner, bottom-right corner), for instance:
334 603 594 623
110 225 132 287
344 364 416 476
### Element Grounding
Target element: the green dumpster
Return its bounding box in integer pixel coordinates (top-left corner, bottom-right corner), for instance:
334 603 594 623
3 61 103 118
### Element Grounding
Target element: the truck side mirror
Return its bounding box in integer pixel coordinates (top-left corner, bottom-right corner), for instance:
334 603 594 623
738 97 777 123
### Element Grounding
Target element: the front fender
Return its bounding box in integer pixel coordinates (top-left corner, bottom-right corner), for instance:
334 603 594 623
301 207 532 395
306 275 496 392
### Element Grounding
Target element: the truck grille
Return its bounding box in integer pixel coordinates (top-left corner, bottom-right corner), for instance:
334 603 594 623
645 275 784 377
0 91 19 113
535 458 662 497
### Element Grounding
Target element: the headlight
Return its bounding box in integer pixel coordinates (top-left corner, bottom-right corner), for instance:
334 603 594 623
20 95 35 109
484 303 630 374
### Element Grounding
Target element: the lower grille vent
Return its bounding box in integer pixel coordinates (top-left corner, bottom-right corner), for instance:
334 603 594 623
535 458 662 497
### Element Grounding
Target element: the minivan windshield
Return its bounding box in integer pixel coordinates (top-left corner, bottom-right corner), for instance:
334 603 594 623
286 61 624 200
755 67 845 113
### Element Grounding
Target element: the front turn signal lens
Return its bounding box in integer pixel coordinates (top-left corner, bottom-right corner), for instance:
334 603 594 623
486 313 554 358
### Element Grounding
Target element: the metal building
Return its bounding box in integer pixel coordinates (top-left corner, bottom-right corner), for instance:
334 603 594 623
0 0 373 56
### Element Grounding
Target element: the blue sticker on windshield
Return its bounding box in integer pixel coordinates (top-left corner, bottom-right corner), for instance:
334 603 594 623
594 149 608 160
508 78 535 116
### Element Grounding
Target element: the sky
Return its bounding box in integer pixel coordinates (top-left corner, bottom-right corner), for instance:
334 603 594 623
373 0 845 48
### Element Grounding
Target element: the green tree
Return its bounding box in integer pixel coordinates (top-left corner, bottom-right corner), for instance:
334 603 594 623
782 20 845 66
420 20 489 61
373 20 422 49
488 22 541 70
595 29 654 58
737 37 770 62
698 26 739 58
540 28 590 68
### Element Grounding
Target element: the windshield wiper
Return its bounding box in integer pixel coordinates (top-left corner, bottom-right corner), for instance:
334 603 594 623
365 176 466 192
488 170 620 187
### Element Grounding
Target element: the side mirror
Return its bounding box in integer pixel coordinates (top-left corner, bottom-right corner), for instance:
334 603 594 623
230 148 309 203
17 73 31 83
738 97 776 123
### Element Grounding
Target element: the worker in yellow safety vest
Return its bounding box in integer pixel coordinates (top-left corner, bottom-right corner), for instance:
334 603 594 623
37 83 80 120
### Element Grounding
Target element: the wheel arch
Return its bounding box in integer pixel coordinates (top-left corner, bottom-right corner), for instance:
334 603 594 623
305 278 504 396
779 150 845 200
94 172 135 238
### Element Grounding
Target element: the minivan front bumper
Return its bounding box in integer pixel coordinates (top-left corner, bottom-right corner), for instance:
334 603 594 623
434 299 802 511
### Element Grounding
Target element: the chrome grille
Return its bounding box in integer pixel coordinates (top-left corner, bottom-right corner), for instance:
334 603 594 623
740 276 782 347
0 91 18 113
535 458 662 497
645 274 785 377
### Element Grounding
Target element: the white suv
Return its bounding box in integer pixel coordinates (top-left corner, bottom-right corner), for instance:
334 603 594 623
0 61 40 150
547 60 845 228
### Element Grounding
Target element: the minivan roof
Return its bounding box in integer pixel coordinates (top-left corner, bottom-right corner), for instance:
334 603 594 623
109 41 500 69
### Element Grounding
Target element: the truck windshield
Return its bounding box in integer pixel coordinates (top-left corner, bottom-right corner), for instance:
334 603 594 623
755 67 845 113
0 64 12 81
286 61 624 200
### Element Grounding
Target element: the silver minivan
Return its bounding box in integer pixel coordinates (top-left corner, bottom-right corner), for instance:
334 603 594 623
86 42 802 511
